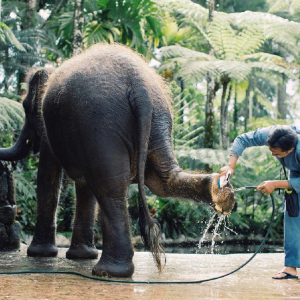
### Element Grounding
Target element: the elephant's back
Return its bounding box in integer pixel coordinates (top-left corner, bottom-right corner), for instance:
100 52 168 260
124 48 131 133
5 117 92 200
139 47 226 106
43 43 172 143
45 44 171 111
41 44 173 179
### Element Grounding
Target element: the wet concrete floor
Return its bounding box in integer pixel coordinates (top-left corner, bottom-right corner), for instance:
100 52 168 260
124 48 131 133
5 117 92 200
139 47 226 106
0 244 299 299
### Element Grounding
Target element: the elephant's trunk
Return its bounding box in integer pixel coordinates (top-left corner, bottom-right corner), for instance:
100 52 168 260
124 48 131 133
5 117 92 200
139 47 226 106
0 121 32 161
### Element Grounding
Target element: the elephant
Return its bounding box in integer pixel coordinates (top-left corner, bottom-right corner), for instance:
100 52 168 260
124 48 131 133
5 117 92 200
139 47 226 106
0 44 235 278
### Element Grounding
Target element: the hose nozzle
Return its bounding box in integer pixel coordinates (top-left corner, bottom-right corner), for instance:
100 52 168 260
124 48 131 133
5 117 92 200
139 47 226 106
218 171 231 189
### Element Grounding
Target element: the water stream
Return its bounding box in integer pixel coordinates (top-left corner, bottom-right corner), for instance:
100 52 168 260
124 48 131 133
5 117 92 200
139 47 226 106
197 213 239 254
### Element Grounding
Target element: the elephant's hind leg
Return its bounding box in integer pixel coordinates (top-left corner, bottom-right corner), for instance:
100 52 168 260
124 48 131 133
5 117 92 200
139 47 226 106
66 180 98 259
27 140 63 257
92 195 134 278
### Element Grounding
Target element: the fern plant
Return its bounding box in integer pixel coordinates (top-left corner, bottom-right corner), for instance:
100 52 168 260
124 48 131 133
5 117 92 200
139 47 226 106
47 0 163 58
1 1 61 97
0 97 39 233
0 97 24 145
170 81 206 149
14 157 38 234
268 0 300 14
0 22 26 51
159 1 298 149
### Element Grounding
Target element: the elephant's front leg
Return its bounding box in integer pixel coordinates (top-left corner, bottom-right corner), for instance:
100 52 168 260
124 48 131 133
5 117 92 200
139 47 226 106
92 197 134 277
66 181 98 259
27 140 63 257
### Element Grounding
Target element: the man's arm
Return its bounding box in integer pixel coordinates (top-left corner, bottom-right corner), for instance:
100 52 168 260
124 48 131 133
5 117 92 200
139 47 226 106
219 126 275 178
255 180 290 195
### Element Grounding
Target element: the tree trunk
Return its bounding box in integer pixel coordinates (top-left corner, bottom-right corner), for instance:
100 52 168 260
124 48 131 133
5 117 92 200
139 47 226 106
233 83 238 133
204 0 216 149
42 0 69 28
219 76 230 150
24 0 37 29
243 81 252 132
249 92 253 121
277 75 288 119
204 73 215 148
224 84 232 149
17 0 37 95
72 0 84 56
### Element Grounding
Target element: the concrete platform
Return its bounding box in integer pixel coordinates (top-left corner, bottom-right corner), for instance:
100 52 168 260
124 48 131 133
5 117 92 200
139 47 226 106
0 245 299 299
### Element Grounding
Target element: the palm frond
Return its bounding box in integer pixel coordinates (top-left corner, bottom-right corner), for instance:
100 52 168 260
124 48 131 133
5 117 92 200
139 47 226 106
159 56 210 76
1 1 26 20
177 16 209 42
234 26 265 57
232 11 300 35
14 172 37 200
253 87 275 112
172 85 205 149
160 20 197 46
291 0 300 13
250 61 296 79
214 61 252 81
268 0 300 14
159 45 215 60
208 16 238 60
179 60 252 83
160 0 208 26
174 148 252 168
240 52 287 64
267 0 288 13
106 0 160 48
0 97 24 140
83 21 120 46
179 60 219 82
0 22 26 51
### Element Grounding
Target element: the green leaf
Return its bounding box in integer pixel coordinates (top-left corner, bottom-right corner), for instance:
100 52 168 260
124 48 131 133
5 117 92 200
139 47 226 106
0 22 26 51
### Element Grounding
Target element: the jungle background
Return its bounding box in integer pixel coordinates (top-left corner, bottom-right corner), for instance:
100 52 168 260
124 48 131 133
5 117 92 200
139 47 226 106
1 0 300 252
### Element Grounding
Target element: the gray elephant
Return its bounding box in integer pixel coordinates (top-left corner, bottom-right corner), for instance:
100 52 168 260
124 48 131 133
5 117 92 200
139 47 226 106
0 44 234 277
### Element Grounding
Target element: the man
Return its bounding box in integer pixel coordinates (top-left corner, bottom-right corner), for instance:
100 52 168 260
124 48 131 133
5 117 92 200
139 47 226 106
219 124 300 280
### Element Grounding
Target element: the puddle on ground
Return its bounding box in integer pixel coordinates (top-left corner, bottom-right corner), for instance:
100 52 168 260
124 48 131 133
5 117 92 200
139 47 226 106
0 245 299 299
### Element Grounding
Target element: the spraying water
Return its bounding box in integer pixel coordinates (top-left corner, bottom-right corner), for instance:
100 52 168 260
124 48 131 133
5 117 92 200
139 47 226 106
210 215 225 253
198 213 238 254
223 215 238 236
197 212 217 251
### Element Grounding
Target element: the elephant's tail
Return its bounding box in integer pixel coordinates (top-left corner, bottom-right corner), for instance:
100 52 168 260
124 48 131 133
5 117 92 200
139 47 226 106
129 84 165 273
138 195 166 273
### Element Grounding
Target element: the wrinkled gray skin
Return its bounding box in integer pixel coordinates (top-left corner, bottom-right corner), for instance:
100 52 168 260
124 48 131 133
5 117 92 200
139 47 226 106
0 44 234 278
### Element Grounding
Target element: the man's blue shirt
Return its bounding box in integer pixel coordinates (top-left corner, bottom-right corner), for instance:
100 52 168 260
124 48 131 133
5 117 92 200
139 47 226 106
230 125 300 193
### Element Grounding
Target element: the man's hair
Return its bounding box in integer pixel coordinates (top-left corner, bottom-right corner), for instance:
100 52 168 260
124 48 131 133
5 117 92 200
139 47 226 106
267 126 298 152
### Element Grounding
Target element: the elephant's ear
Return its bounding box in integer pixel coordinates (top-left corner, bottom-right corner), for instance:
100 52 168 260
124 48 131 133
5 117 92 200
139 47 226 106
22 68 54 154
23 68 51 116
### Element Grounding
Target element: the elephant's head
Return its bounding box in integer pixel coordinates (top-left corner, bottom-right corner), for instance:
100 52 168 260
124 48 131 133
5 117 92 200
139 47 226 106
0 68 53 161
210 175 235 215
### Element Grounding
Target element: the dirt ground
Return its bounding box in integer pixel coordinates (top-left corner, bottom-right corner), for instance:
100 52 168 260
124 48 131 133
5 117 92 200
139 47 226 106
0 245 299 300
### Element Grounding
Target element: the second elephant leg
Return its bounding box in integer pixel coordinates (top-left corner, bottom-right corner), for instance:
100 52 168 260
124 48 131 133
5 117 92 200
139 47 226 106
66 180 98 259
27 140 63 257
92 196 134 277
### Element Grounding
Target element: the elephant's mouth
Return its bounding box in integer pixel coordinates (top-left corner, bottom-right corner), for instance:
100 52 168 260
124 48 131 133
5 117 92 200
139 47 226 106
211 176 235 215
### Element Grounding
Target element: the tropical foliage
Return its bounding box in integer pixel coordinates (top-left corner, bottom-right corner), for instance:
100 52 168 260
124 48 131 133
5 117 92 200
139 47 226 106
159 1 300 149
268 0 300 14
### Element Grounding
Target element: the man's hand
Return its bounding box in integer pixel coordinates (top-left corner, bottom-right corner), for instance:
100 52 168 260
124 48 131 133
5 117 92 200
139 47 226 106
219 156 238 178
255 181 277 195
219 165 234 178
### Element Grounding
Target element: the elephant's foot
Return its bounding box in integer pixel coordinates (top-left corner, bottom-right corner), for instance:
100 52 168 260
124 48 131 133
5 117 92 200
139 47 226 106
92 259 134 278
66 244 98 259
27 242 58 257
